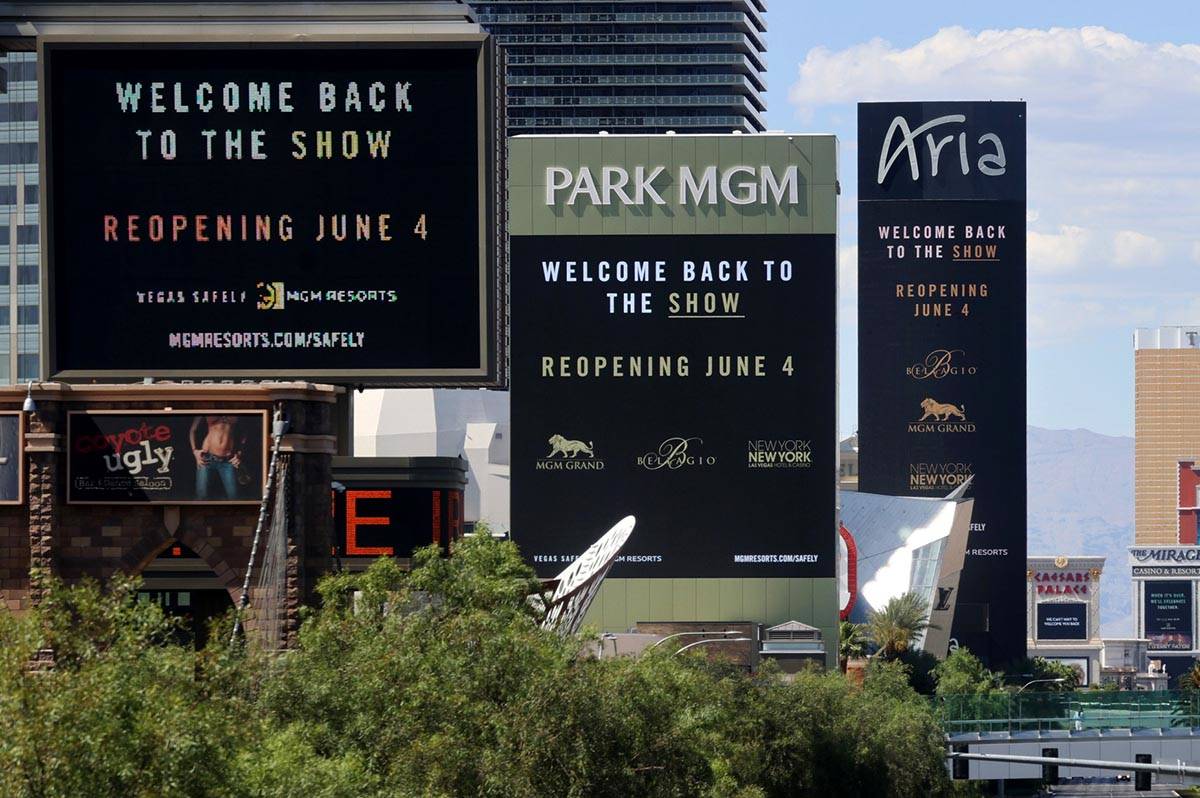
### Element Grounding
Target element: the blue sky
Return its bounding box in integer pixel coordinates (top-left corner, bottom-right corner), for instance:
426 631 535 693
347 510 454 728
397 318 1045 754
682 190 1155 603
761 2 1200 438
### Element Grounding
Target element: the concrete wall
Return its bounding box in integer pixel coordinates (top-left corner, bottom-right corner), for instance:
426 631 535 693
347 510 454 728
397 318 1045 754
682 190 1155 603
585 577 838 669
954 733 1200 785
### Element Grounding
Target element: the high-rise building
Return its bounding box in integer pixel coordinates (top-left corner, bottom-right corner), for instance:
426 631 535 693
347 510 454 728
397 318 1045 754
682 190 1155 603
1134 326 1200 545
0 49 40 385
471 0 767 134
1130 328 1200 679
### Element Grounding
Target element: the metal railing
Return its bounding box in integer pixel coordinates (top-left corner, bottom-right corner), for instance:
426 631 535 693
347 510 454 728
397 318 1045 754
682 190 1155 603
938 690 1200 735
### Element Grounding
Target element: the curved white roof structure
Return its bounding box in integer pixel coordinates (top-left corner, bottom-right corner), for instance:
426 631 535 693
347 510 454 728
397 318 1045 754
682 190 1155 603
839 489 974 653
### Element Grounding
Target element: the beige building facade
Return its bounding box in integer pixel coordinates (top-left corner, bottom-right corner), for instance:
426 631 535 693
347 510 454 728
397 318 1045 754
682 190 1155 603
1134 326 1200 545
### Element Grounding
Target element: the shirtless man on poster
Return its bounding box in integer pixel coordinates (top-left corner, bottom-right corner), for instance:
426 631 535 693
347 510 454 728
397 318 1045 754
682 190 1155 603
189 415 246 500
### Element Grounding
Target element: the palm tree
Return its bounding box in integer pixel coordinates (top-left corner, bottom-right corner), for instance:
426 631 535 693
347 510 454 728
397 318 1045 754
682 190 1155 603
1179 662 1200 692
838 620 867 673
867 592 935 659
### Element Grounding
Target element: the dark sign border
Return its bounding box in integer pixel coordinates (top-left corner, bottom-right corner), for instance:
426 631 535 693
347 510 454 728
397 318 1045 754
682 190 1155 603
39 35 505 387
66 409 268 505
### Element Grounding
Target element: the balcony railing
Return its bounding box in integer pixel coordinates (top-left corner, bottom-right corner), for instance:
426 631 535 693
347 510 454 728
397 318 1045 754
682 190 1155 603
939 690 1200 735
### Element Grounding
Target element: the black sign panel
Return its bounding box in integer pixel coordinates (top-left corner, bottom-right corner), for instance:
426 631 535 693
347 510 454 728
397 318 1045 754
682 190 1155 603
511 233 836 578
858 101 1026 665
43 42 497 384
0 413 23 504
1036 602 1087 641
68 411 266 504
858 102 1026 202
1145 581 1193 651
332 483 464 560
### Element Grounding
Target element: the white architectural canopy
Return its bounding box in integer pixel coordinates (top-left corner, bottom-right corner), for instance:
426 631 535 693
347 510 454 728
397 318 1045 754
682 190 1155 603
839 489 973 636
355 388 510 534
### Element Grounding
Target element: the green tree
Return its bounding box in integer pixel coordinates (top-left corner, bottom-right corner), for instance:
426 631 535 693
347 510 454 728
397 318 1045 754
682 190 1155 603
935 648 1002 696
867 592 935 659
838 620 867 672
0 575 251 798
1179 662 1200 692
1008 657 1081 692
248 536 957 797
1 535 959 798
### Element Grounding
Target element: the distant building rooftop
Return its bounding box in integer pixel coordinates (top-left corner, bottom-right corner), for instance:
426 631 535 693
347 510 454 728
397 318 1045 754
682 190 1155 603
1134 326 1200 350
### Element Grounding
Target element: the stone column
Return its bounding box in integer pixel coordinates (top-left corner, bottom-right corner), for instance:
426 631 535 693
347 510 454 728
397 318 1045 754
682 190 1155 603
275 394 336 647
26 397 63 604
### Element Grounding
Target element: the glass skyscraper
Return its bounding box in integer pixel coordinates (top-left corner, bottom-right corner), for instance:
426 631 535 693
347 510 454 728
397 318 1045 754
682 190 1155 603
471 0 767 134
0 50 39 385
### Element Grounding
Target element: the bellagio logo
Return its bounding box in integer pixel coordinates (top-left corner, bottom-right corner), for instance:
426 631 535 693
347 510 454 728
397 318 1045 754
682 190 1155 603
748 439 812 469
637 437 715 471
536 434 605 471
907 397 975 433
907 349 977 380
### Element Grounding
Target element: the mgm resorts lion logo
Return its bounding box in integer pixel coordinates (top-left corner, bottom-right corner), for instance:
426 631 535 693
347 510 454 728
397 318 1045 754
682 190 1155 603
918 397 966 421
256 281 285 310
547 434 594 458
908 398 975 433
537 434 604 471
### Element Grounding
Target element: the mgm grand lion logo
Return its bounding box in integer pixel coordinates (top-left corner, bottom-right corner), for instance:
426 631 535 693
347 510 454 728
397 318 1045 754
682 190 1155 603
908 398 975 433
918 397 966 422
537 434 604 471
547 434 594 458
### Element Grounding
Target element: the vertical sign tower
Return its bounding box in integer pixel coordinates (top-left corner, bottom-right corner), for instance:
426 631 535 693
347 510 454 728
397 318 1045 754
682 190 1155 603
858 103 1026 665
510 135 839 661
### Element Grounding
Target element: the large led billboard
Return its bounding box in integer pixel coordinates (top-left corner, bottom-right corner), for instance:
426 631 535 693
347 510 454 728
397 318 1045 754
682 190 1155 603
510 135 838 640
67 410 266 504
1035 602 1087 641
1145 580 1193 651
41 40 502 385
857 102 1027 665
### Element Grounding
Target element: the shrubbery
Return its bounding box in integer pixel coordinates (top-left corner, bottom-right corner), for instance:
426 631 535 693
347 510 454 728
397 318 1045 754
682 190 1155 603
0 537 955 797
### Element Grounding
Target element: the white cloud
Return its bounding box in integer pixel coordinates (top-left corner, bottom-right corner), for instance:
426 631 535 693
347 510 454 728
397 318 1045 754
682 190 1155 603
789 27 1200 127
1111 230 1163 267
1192 241 1200 263
1028 225 1088 274
1027 283 1182 349
838 244 858 330
838 244 858 299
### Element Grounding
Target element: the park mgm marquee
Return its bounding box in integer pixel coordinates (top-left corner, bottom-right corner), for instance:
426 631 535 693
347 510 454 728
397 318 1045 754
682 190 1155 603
509 134 839 665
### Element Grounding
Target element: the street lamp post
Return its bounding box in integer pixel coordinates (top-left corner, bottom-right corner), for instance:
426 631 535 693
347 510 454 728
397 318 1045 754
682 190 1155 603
646 630 742 651
1017 677 1066 693
673 637 752 656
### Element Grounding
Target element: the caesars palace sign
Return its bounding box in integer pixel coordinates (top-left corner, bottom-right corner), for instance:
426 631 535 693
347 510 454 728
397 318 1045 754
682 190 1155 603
1032 570 1092 596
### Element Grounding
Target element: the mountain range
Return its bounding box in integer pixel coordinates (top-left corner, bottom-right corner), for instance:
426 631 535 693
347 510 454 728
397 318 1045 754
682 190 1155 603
1027 425 1134 637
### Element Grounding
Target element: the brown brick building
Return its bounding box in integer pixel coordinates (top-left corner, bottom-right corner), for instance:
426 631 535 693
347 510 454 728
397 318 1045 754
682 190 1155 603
1134 327 1200 545
0 382 338 646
